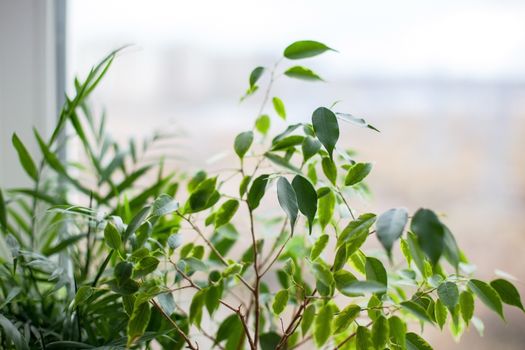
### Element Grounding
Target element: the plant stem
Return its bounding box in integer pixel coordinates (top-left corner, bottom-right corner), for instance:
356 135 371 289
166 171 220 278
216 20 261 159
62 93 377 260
151 299 198 350
248 209 260 350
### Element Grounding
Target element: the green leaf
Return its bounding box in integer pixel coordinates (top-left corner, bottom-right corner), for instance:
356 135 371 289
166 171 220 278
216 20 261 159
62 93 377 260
406 332 433 350
114 262 133 282
133 256 160 278
437 281 459 309
338 213 376 247
301 304 316 336
127 302 151 347
389 316 407 349
312 107 339 159
260 332 281 350
272 289 289 315
188 177 218 212
410 208 445 265
12 133 38 181
271 135 304 151
302 136 321 162
272 97 286 120
215 199 239 228
310 234 329 261
400 301 433 323
434 299 448 329
334 304 360 333
371 315 389 349
264 152 301 173
277 177 298 234
284 66 323 81
490 279 524 311
124 206 151 240
74 286 93 307
318 189 335 231
321 157 337 185
247 174 269 210
104 221 122 250
157 292 176 315
283 40 334 59
468 279 504 320
234 131 254 159
249 66 265 87
151 194 179 216
239 175 251 197
205 284 222 316
255 114 271 135
189 290 205 327
365 257 388 288
0 314 29 350
292 175 318 234
344 162 372 186
314 304 333 346
167 234 183 250
356 325 372 350
459 291 474 325
339 280 386 295
312 262 334 286
376 208 408 257
442 225 461 269
336 112 380 132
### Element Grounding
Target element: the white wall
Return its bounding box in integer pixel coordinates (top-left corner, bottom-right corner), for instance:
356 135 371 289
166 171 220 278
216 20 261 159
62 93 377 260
0 0 59 188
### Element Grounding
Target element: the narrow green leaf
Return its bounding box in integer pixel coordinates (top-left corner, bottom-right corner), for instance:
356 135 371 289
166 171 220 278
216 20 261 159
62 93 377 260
205 284 222 316
376 208 408 257
215 199 239 228
104 222 122 250
12 133 38 181
277 177 298 234
405 332 433 350
344 162 372 186
239 175 251 197
189 290 205 327
284 66 323 81
292 175 317 234
249 66 265 87
468 279 504 320
272 97 286 120
490 279 524 311
127 302 151 347
0 314 29 350
437 282 459 309
271 135 304 151
283 40 334 59
334 304 360 333
434 299 448 329
301 304 316 336
459 291 474 325
400 301 433 323
272 289 289 315
234 131 254 159
318 189 335 230
314 304 333 346
410 208 445 265
310 234 329 261
312 107 339 159
321 157 337 185
336 112 380 132
371 315 389 349
264 153 301 173
247 174 269 210
124 206 151 240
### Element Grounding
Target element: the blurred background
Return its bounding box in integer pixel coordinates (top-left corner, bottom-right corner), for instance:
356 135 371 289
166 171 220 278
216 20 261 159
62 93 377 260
2 0 525 348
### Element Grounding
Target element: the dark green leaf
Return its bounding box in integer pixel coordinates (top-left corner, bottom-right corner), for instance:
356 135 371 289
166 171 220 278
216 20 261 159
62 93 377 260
234 131 254 159
283 40 334 59
249 66 265 87
314 304 333 346
74 286 93 307
0 189 6 232
400 301 433 323
437 282 459 309
271 135 304 151
12 133 38 181
277 177 298 234
215 199 239 228
189 290 205 327
264 153 301 173
376 208 408 257
468 279 504 319
272 289 289 315
272 97 286 120
406 332 433 350
188 177 218 212
260 332 281 350
205 284 222 316
0 314 29 350
302 136 321 162
371 315 389 349
490 279 524 311
312 107 339 159
133 256 160 278
114 262 133 282
292 175 318 234
410 208 445 265
284 66 323 81
104 221 122 250
247 174 269 210
344 162 372 186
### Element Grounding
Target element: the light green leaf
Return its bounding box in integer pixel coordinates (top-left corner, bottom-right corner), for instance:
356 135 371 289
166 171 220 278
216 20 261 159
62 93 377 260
167 234 183 250
234 131 254 159
468 279 504 320
312 107 339 159
371 315 389 349
437 281 459 309
314 304 333 346
277 177 298 234
338 213 376 247
157 292 176 316
339 280 386 295
406 332 433 350
356 325 372 350
151 194 179 216
301 304 316 336
336 112 380 132
284 66 323 81
490 278 524 312
435 299 448 329
459 291 474 325
310 234 329 261
272 289 289 315
318 189 335 231
264 153 301 173
12 133 38 181
410 208 445 265
247 174 269 210
334 304 360 334
272 97 286 120
283 40 334 60
376 208 408 257
215 199 239 228
389 316 407 349
400 301 433 323
255 114 271 135
292 175 317 234
321 157 337 185
344 162 372 186
312 262 334 286
104 221 122 250
127 302 151 347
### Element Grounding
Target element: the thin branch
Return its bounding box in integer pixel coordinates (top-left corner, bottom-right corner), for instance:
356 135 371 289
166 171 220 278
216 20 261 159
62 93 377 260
150 299 199 350
248 209 261 350
334 320 373 349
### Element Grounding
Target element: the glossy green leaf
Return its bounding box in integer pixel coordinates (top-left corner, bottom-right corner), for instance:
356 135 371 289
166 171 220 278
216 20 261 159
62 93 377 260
292 175 317 234
314 304 333 346
318 189 335 231
437 282 459 309
321 157 337 185
371 315 389 349
310 234 329 261
344 162 372 186
188 177 218 212
302 136 322 162
284 66 323 81
133 256 160 278
283 40 334 59
312 107 339 159
104 221 122 250
12 133 38 181
271 135 304 152
272 97 286 120
410 208 445 265
272 289 289 315
468 279 504 320
255 114 271 135
277 177 298 234
239 175 251 197
406 332 433 350
334 304 360 334
490 279 524 311
114 262 133 282
215 199 239 228
234 131 254 159
365 257 388 288
247 174 269 210
376 208 408 257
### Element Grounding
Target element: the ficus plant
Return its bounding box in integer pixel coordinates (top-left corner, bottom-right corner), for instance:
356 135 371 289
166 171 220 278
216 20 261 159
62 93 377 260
0 41 523 350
